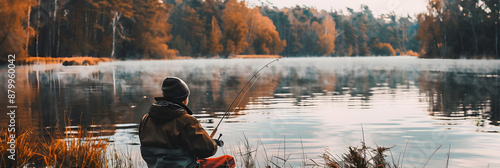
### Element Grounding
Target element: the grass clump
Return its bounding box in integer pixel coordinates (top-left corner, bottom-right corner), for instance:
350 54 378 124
322 144 394 168
0 126 128 168
0 129 39 168
38 126 108 167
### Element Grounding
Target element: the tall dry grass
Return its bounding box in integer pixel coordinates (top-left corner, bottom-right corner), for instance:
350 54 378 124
321 143 394 168
232 132 451 168
0 126 135 168
0 129 39 167
38 126 108 167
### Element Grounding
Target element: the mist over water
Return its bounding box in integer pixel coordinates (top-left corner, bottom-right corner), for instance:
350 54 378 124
1 57 499 167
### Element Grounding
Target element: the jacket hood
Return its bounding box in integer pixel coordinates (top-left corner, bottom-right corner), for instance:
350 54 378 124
148 100 188 123
154 97 193 115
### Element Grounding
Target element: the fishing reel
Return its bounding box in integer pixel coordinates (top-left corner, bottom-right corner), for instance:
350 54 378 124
213 134 224 147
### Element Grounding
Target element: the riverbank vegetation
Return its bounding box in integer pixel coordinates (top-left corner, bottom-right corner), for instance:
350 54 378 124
1 0 499 63
0 127 135 168
1 128 454 168
24 56 112 65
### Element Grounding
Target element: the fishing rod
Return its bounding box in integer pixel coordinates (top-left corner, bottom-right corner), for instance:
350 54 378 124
210 58 281 138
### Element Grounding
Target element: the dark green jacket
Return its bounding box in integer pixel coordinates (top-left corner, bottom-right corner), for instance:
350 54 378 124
139 100 217 168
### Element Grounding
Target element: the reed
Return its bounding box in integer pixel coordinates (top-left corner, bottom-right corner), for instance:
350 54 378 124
232 133 452 168
234 133 260 168
321 143 394 168
0 126 135 168
0 129 39 167
38 126 108 167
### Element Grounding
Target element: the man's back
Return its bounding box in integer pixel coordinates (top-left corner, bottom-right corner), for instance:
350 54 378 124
139 100 217 168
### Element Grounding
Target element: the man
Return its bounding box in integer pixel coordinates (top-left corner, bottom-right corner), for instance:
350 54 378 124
139 77 233 168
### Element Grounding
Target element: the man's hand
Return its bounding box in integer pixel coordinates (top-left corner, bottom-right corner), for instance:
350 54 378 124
213 139 224 147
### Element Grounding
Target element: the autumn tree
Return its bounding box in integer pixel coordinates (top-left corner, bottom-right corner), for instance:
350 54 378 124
312 12 336 55
370 37 396 56
260 7 291 55
4 0 431 60
221 0 249 56
245 7 286 54
209 16 223 55
132 0 177 58
0 0 37 62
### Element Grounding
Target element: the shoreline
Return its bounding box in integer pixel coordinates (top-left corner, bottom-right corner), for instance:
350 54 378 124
14 54 500 65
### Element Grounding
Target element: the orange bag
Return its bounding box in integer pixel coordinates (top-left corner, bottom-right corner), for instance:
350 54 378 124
198 155 236 168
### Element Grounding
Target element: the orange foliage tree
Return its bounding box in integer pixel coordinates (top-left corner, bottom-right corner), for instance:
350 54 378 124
209 16 223 56
0 0 37 62
221 0 285 56
133 0 177 59
245 7 286 55
221 0 249 56
373 42 396 56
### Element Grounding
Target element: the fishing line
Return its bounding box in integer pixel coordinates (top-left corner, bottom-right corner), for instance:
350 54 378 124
210 58 281 138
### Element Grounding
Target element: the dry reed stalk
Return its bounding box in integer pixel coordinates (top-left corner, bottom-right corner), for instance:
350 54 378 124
38 126 108 167
1 128 40 167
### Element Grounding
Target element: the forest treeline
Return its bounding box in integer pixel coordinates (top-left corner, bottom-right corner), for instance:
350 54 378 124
417 0 500 59
1 0 499 62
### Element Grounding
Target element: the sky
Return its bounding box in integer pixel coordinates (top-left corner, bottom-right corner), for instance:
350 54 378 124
244 0 428 17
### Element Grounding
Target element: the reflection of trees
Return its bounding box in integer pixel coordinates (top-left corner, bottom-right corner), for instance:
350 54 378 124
0 67 43 137
333 69 407 99
275 67 322 98
273 67 412 106
344 68 376 98
318 71 337 93
419 71 500 125
187 68 281 115
5 64 420 138
5 67 140 138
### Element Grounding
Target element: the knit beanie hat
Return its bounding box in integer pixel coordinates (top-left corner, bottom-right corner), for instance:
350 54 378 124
161 77 190 102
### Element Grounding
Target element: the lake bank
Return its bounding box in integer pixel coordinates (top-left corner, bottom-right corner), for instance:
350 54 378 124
15 54 500 66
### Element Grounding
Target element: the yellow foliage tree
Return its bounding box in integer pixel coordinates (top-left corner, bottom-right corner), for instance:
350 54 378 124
312 12 336 56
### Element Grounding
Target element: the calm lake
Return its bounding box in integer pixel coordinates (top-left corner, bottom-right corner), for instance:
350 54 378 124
1 56 500 167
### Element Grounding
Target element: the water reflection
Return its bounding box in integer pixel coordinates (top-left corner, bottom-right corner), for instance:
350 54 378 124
1 57 499 167
419 71 500 125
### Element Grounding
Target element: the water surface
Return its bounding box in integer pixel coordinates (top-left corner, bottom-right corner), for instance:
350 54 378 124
1 57 499 167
